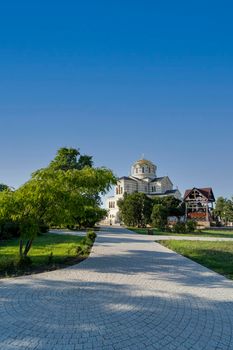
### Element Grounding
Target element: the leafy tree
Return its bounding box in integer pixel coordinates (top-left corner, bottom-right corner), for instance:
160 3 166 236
49 147 93 171
151 204 168 230
153 196 184 217
214 197 233 224
0 147 116 257
224 199 233 223
17 166 116 228
77 155 93 169
118 193 153 227
214 197 226 218
0 183 10 192
0 190 18 239
75 207 107 228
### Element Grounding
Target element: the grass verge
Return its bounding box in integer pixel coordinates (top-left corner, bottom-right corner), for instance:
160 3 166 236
128 227 233 238
159 240 233 280
0 232 95 278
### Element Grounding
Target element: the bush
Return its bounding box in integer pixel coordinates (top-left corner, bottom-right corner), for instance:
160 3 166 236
76 246 83 255
164 225 172 233
186 220 197 233
86 230 97 242
173 222 187 234
0 257 16 275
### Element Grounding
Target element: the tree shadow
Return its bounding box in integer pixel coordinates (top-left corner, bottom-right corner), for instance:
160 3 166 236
0 227 233 349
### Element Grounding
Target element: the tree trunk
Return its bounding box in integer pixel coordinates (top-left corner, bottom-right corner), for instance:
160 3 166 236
19 240 23 257
23 239 33 257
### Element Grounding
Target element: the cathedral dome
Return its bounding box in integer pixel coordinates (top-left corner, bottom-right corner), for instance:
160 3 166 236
131 158 157 179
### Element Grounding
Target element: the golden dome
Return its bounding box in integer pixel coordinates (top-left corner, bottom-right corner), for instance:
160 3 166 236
133 159 155 167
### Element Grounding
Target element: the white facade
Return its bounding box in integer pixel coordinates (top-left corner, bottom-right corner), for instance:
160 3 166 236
106 159 182 225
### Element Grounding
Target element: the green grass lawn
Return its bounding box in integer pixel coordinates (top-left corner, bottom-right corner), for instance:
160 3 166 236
128 227 233 238
0 233 90 278
159 240 233 280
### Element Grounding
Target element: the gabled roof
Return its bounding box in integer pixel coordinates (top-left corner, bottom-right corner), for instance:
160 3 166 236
150 176 166 183
118 176 137 182
184 187 215 202
164 189 179 195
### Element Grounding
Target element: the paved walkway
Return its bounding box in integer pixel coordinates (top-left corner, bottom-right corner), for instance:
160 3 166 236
0 227 233 350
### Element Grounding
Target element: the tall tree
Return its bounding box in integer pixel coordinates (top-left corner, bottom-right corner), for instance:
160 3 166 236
214 197 226 218
151 204 168 230
49 147 93 171
153 196 184 217
118 193 153 227
214 197 233 224
0 183 10 192
0 147 116 257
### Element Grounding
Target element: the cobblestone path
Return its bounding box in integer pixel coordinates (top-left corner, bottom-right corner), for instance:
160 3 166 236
0 227 233 350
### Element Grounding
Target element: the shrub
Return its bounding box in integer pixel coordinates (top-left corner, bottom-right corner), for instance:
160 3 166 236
0 257 16 275
186 220 197 233
17 256 32 268
86 230 97 242
76 246 83 255
164 225 172 233
173 222 187 234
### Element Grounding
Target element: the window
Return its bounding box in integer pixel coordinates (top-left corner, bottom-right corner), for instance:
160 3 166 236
109 201 115 208
116 185 122 195
136 168 138 173
142 167 144 173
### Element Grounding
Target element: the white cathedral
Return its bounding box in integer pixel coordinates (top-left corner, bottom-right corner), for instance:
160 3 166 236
106 158 181 225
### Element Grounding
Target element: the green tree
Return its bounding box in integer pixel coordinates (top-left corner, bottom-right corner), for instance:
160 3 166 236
151 204 168 230
224 199 233 223
0 183 10 192
214 197 233 224
0 147 116 257
18 166 116 228
118 193 153 227
214 197 226 218
153 196 184 217
49 147 93 171
75 206 107 228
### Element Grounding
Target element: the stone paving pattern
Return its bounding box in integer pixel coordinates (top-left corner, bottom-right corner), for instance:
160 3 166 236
0 227 233 350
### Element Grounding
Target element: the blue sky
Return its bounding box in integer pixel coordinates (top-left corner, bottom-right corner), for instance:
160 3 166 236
0 1 233 198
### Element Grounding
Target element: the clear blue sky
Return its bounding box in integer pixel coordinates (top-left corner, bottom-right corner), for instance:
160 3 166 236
0 1 233 198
